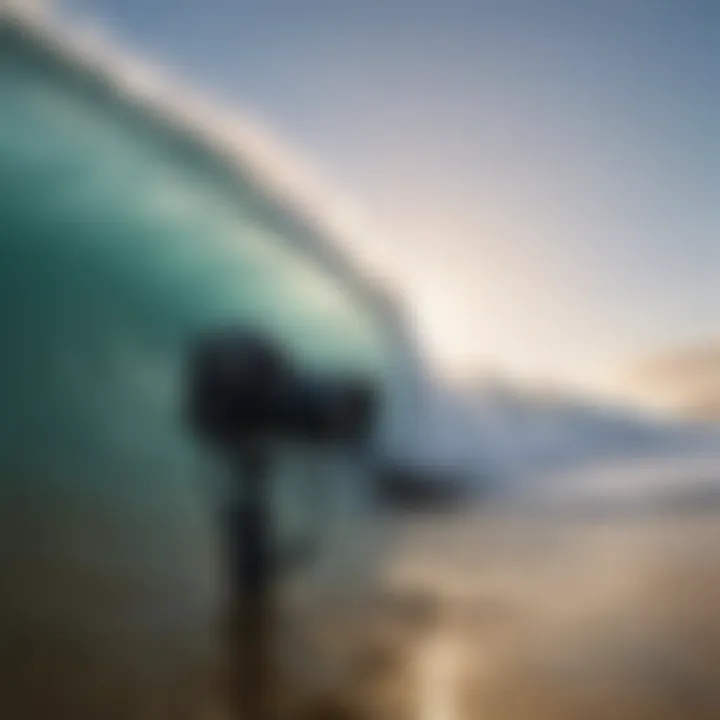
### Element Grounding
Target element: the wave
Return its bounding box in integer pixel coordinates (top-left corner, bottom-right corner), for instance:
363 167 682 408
0 1 399 307
0 8 412 714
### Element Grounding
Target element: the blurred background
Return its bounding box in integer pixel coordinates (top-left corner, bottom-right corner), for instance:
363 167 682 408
0 1 719 718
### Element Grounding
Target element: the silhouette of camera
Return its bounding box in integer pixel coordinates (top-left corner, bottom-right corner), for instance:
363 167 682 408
187 328 378 449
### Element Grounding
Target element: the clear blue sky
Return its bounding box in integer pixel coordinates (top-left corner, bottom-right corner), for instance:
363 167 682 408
61 0 720 397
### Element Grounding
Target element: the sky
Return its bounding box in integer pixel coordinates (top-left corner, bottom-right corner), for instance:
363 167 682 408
58 0 720 400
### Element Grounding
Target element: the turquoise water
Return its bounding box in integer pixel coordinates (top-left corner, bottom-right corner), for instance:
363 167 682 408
0 17 403 711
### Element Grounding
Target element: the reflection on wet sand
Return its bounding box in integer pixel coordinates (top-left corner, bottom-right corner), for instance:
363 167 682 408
370 511 720 720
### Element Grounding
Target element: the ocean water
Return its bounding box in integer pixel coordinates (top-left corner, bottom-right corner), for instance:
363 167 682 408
0 13 403 718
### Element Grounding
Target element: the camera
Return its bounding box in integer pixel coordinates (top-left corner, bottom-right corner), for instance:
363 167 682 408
187 328 379 450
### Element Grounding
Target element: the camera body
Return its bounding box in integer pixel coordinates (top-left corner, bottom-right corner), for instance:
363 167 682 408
187 328 378 450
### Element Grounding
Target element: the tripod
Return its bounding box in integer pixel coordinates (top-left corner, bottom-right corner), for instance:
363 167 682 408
187 329 378 719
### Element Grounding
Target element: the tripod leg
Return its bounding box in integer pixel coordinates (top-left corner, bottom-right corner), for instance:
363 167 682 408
226 597 275 720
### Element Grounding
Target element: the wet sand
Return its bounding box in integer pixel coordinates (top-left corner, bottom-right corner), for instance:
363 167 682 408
2 510 719 719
